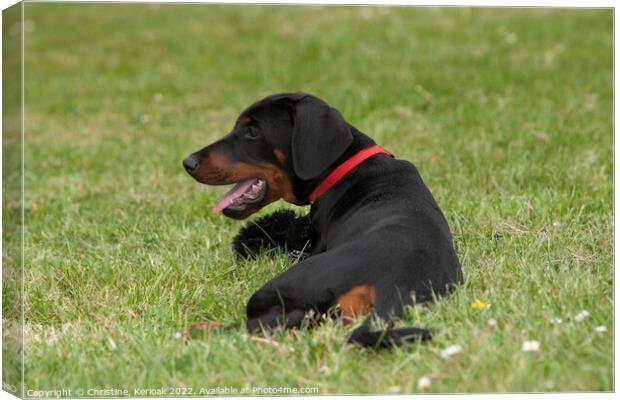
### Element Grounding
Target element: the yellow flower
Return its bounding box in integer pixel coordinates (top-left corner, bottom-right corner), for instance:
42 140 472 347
471 299 490 310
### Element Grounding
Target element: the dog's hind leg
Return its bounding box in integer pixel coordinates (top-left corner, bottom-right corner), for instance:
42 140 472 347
346 288 432 347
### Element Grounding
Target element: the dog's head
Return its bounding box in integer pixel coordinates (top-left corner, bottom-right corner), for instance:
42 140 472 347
183 92 353 219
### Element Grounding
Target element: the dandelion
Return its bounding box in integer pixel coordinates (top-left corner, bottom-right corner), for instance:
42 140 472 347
550 317 563 325
471 299 490 310
487 318 497 328
521 340 540 352
595 326 607 333
574 310 590 322
417 376 431 390
440 344 462 359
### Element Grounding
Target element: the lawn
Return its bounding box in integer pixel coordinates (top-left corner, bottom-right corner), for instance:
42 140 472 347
2 4 613 395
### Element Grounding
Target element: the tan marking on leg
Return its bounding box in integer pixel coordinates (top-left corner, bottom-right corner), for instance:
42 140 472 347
337 285 377 324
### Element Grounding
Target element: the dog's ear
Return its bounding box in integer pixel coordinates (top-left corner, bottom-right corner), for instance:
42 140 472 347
291 96 353 180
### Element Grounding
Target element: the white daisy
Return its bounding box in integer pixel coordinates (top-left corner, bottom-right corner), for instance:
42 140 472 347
521 340 541 352
440 344 462 359
574 310 590 322
417 376 431 390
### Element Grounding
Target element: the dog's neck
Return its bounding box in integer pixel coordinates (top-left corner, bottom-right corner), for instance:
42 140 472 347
292 126 377 204
302 127 400 253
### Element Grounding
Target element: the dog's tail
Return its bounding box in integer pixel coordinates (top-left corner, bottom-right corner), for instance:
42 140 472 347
346 310 433 347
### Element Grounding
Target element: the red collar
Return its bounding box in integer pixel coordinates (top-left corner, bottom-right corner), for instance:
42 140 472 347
308 145 393 202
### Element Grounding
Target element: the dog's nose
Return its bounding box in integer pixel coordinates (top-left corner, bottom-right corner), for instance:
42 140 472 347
183 156 199 173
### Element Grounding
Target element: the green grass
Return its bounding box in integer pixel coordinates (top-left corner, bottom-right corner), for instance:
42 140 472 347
2 4 612 394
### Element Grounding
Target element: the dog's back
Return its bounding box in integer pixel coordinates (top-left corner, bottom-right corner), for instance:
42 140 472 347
308 142 462 303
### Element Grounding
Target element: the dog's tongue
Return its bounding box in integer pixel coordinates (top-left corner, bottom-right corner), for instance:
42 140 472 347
212 179 257 214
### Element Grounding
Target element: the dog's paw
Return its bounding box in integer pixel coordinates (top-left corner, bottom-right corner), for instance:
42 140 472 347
232 209 297 259
286 215 313 255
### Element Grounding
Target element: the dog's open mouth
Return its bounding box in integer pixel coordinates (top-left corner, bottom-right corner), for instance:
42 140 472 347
212 178 268 216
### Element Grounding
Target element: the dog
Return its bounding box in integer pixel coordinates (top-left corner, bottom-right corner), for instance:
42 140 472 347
183 92 463 346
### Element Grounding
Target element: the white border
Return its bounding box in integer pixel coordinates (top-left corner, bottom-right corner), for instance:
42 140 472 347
0 2 614 400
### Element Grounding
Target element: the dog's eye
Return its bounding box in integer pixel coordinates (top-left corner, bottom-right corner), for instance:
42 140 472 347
244 128 260 140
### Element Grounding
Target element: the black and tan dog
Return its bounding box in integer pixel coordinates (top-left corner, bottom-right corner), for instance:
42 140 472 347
183 92 463 346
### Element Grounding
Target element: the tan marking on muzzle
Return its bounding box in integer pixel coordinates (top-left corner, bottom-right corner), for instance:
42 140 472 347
193 150 297 207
